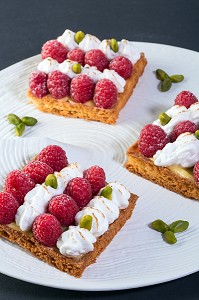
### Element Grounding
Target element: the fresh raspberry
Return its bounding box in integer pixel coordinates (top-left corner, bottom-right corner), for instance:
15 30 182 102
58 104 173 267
0 192 19 224
84 166 106 195
65 178 92 209
4 170 35 205
109 56 133 79
193 161 199 184
67 48 85 65
70 74 95 103
32 213 62 247
138 124 169 157
170 120 197 142
48 194 79 226
41 40 68 63
47 70 70 99
37 145 68 172
23 161 53 184
93 79 117 109
29 71 48 98
174 91 198 108
84 49 109 72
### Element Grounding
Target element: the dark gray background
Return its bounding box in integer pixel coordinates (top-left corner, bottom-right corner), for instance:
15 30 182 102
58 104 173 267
0 0 199 299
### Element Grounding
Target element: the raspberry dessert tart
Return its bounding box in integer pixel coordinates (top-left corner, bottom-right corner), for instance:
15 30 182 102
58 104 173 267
27 29 147 124
0 145 138 277
126 91 199 200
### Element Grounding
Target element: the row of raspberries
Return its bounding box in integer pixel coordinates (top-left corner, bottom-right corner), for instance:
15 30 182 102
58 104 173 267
0 145 106 247
41 39 133 77
138 91 199 182
29 40 133 108
30 72 118 109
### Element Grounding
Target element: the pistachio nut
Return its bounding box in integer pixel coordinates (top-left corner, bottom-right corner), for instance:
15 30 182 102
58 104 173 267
163 230 177 244
150 219 169 233
169 75 184 83
169 220 189 233
72 63 82 74
7 113 22 126
45 174 58 189
21 116 38 126
75 31 85 44
15 123 25 137
100 186 112 200
159 112 171 126
110 38 119 53
79 214 92 231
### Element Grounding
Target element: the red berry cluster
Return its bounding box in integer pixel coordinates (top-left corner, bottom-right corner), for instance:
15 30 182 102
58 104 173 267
0 144 106 247
138 91 199 184
41 40 133 79
30 40 134 108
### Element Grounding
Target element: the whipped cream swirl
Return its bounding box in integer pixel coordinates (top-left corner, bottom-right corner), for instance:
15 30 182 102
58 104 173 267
79 34 101 52
118 39 141 64
153 103 199 135
57 29 78 50
57 226 96 257
59 59 82 78
81 64 102 83
102 69 126 93
75 207 109 237
104 182 130 209
154 133 199 168
38 57 59 74
88 196 119 224
15 163 83 231
99 39 118 60
99 39 141 64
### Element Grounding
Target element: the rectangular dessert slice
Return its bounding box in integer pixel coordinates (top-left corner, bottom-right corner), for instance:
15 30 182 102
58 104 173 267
0 193 137 277
28 54 147 124
125 93 199 200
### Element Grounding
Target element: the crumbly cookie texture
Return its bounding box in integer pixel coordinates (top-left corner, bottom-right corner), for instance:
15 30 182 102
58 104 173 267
28 54 147 124
0 193 137 277
126 142 199 200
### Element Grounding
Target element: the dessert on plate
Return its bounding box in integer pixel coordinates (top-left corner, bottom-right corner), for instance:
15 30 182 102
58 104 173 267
0 145 138 277
126 91 199 200
27 29 147 124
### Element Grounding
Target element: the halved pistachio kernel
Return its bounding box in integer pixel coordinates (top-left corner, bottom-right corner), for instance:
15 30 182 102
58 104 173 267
7 113 22 126
100 186 113 200
169 75 184 83
45 174 58 189
163 230 177 244
156 69 169 81
169 220 189 233
150 219 169 233
110 38 119 53
159 112 171 126
195 130 199 140
21 116 38 126
79 215 92 231
72 63 82 74
160 78 172 92
15 123 25 137
74 31 85 44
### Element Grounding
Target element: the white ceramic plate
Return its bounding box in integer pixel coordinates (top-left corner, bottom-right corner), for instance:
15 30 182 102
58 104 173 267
0 43 199 291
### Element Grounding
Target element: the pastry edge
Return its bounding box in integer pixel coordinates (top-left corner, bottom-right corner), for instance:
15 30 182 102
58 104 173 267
0 193 138 278
126 142 199 200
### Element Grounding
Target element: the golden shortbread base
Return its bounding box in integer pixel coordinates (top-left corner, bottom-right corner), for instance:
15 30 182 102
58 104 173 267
0 193 138 277
126 142 199 200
